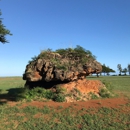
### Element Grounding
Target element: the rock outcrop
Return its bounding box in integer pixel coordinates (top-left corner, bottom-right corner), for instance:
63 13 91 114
23 51 102 86
22 47 113 102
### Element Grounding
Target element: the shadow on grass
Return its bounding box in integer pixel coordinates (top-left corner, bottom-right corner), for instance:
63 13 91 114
0 88 24 105
0 80 69 105
0 80 68 105
0 100 7 105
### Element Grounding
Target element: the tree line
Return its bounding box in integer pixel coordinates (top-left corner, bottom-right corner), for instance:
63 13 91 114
117 64 130 76
100 64 130 76
101 64 115 76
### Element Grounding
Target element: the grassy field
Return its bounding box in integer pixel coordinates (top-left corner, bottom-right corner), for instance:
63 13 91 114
0 76 130 91
88 76 130 97
0 102 129 130
0 76 130 130
88 76 130 91
0 77 25 90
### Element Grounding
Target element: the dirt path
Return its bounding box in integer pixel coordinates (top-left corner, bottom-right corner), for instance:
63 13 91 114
4 97 129 110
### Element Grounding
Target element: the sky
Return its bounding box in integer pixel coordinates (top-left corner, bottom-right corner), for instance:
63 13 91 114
0 0 130 76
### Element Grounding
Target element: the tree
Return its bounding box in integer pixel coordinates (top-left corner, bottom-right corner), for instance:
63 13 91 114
102 64 115 76
117 64 122 75
0 10 12 43
102 64 107 76
122 68 127 75
128 64 130 75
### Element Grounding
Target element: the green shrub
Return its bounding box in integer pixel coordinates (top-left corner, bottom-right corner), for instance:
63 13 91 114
12 85 67 102
56 45 96 64
53 86 66 102
99 88 112 98
24 87 55 100
102 80 114 91
28 55 38 64
53 93 66 102
89 92 99 99
44 90 54 99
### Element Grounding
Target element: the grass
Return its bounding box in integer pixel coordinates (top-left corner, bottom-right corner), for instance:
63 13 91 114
0 102 129 130
0 76 130 129
88 75 130 97
1 76 129 92
0 77 25 90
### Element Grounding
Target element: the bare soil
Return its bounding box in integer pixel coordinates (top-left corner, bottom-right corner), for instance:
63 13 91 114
3 97 128 110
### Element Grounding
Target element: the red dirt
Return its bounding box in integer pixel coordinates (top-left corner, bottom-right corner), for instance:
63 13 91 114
61 79 104 94
6 97 129 110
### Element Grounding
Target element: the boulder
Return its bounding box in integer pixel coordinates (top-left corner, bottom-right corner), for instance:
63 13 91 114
22 47 113 102
23 51 102 87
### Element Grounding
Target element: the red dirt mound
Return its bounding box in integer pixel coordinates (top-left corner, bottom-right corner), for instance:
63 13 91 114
61 79 104 94
56 79 107 102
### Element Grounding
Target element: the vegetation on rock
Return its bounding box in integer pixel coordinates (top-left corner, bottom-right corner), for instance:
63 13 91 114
23 45 102 85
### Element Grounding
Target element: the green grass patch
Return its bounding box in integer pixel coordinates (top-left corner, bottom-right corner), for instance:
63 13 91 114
5 86 66 102
88 76 130 97
0 77 25 90
0 102 129 130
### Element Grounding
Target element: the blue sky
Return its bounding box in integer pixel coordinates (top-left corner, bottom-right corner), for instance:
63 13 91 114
0 0 130 76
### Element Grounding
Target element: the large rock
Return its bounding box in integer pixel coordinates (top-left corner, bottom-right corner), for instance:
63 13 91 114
22 49 114 102
23 50 102 88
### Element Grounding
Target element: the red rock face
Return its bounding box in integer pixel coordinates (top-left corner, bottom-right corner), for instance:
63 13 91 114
60 79 104 94
54 79 108 102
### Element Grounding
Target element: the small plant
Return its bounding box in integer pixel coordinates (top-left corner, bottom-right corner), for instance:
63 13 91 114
88 92 99 99
53 93 66 102
102 80 114 91
28 55 38 64
23 106 39 115
98 80 114 98
57 106 63 109
74 88 81 96
42 106 50 114
56 64 67 70
55 85 66 94
52 85 66 102
76 97 81 100
99 88 112 98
